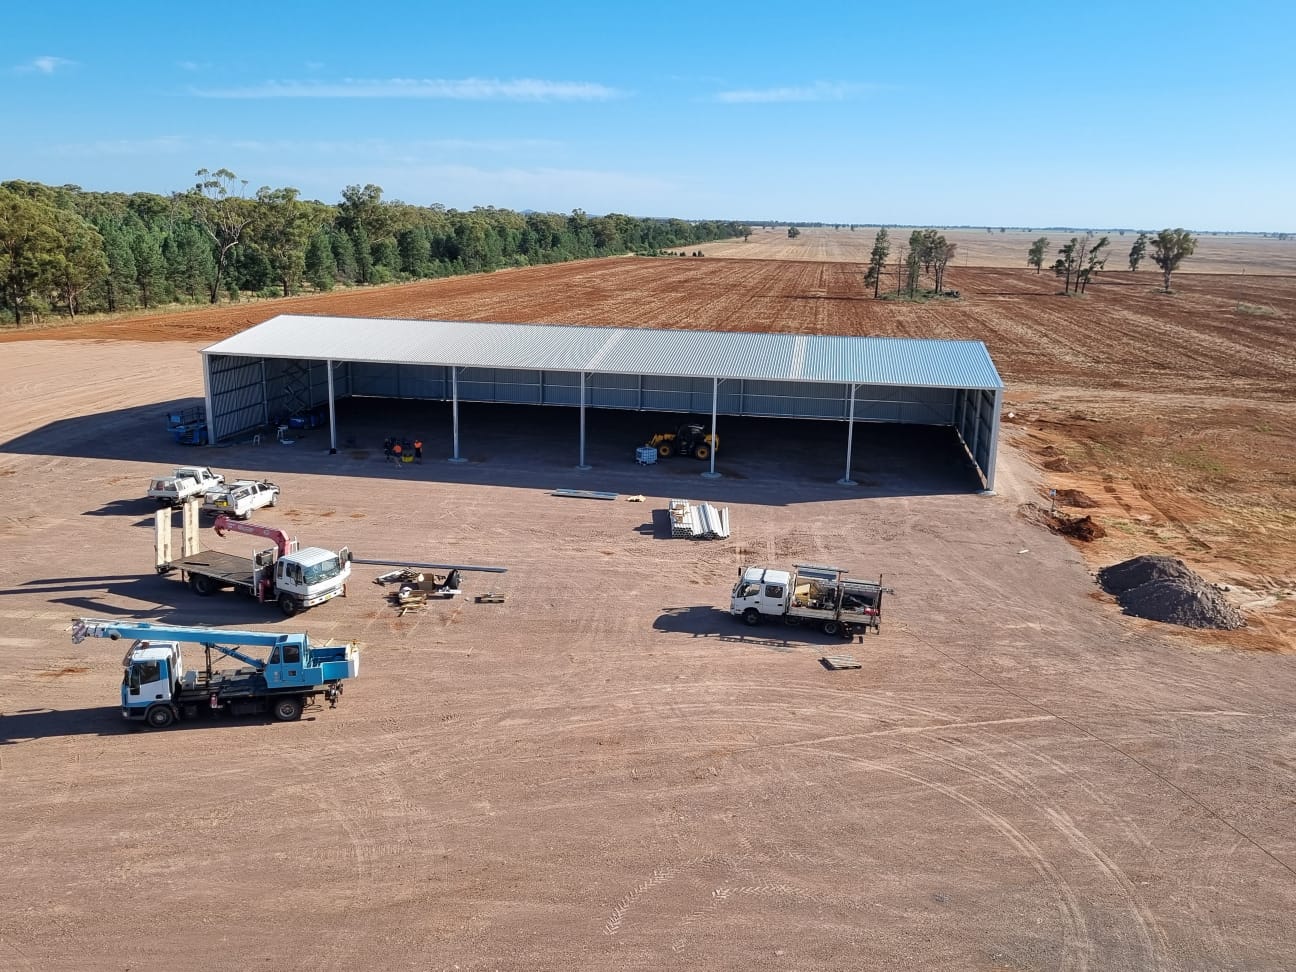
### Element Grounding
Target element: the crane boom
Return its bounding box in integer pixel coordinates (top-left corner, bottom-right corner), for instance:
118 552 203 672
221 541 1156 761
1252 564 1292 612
213 515 296 556
73 617 308 651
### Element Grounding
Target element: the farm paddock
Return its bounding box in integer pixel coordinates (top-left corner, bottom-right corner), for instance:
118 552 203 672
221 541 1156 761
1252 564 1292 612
0 250 1293 970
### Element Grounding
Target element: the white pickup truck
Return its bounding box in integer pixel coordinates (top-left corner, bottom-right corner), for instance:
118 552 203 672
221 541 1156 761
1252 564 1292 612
147 466 225 508
201 479 281 520
731 563 891 639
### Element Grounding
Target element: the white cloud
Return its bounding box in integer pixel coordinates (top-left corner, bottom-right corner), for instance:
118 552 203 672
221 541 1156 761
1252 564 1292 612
191 77 623 101
713 81 873 104
15 55 75 75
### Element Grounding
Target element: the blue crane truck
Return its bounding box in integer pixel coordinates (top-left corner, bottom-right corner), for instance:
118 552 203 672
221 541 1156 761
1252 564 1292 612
72 618 359 728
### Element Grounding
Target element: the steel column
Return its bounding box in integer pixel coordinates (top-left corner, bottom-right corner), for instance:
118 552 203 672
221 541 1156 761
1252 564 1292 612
838 383 858 485
702 377 721 479
326 359 337 454
577 371 591 470
449 367 466 463
202 352 216 445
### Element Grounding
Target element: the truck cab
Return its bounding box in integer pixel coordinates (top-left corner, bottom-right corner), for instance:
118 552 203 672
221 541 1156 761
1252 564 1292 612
273 546 351 615
122 641 182 724
731 566 792 621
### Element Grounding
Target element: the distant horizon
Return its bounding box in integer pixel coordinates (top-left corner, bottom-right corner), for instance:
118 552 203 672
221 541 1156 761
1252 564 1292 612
5 2 1293 232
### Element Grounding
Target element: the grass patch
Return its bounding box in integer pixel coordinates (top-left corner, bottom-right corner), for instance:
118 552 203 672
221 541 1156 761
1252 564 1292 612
1236 302 1279 317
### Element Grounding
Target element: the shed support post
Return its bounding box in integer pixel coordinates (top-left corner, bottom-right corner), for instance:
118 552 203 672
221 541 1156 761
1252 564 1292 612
326 359 337 454
838 383 858 485
203 353 216 446
448 367 466 463
577 371 591 470
702 377 721 479
980 389 1003 494
260 359 269 428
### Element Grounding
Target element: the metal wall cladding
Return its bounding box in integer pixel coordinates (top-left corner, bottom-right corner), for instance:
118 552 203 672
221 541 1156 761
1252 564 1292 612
208 355 265 440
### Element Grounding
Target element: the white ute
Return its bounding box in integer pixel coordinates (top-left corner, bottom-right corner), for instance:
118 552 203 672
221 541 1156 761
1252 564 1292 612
147 466 225 508
731 563 891 639
202 479 280 520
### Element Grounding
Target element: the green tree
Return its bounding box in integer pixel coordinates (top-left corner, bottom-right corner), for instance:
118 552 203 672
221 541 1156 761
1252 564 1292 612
1052 237 1082 294
49 210 107 319
1076 236 1110 294
304 228 337 290
865 227 890 297
0 188 61 324
933 239 956 294
330 229 358 284
906 230 924 296
128 224 166 307
1027 236 1050 273
186 168 251 302
252 186 319 296
787 226 800 239
1128 232 1149 272
97 220 137 312
1151 228 1196 291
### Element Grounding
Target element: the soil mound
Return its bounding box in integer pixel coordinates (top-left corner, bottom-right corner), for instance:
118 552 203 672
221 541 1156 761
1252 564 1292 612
1055 515 1105 540
1053 488 1098 508
1097 555 1244 630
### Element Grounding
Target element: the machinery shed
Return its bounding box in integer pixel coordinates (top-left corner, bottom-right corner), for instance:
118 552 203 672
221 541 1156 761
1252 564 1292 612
201 314 1005 490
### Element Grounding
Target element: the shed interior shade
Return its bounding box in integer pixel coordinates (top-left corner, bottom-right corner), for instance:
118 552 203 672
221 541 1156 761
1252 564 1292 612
204 315 1004 391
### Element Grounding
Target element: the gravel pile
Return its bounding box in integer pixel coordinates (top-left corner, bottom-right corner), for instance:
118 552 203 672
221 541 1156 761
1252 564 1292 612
1097 555 1244 630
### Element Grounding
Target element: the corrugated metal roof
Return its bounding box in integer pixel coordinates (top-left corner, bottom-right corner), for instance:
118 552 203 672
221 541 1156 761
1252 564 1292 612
204 315 1004 390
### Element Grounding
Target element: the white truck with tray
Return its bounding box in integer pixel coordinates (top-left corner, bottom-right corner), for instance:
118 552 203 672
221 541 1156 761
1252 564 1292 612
731 563 892 638
201 479 280 519
147 466 224 508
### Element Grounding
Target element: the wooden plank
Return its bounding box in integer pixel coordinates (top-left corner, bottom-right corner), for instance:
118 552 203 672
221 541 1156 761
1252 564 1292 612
475 593 506 604
820 655 862 670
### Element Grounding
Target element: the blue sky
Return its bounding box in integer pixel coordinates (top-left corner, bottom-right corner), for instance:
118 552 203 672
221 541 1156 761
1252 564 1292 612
3 1 1293 230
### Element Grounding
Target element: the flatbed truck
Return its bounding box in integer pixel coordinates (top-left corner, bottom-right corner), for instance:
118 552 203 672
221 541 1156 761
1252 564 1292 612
731 563 892 638
72 617 359 728
157 510 350 616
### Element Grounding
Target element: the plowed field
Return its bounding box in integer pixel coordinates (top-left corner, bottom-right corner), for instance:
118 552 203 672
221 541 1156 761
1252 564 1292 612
3 250 1296 970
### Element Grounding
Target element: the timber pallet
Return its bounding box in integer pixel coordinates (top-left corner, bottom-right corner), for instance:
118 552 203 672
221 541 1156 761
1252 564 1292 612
475 592 506 604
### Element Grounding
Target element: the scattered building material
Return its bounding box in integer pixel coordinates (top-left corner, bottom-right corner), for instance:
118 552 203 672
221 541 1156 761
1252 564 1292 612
627 494 646 503
668 498 730 540
552 489 618 501
475 593 506 604
1097 555 1244 630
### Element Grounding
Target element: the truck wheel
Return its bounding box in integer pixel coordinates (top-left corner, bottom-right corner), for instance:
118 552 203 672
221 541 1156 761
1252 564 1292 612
278 594 299 616
191 574 215 596
822 620 841 636
272 696 303 722
693 444 710 460
268 494 277 507
146 705 175 729
742 608 761 626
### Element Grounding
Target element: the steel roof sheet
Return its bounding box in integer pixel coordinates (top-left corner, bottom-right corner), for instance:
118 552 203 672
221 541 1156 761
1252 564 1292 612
204 315 1003 390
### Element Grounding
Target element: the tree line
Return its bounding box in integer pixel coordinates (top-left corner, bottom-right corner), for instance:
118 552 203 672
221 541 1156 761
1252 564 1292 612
0 172 752 325
862 228 957 299
1027 229 1197 293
